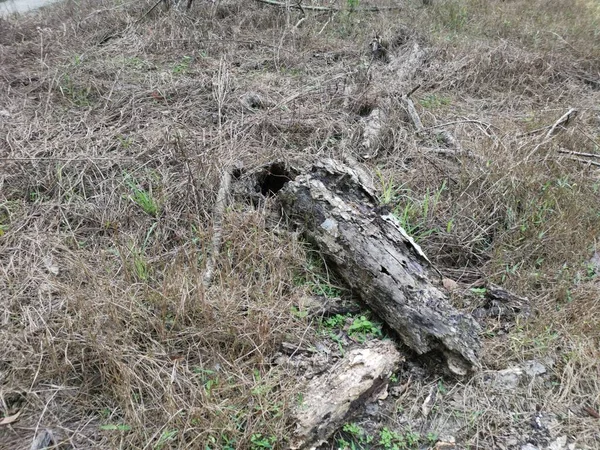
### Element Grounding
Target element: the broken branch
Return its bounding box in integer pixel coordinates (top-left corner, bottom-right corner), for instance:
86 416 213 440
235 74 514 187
545 108 578 139
203 167 233 286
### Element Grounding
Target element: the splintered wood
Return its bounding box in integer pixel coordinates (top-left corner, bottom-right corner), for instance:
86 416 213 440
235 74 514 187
290 340 402 450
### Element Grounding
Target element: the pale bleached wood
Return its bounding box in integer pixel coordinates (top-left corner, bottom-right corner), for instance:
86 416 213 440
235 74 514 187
290 340 402 450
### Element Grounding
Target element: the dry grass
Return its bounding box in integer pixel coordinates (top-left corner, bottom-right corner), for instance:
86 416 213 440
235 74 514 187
1 0 599 448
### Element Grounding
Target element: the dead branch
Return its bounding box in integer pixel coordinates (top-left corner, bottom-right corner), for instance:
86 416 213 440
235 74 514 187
253 0 401 12
557 148 600 159
560 155 600 168
401 94 424 131
360 107 386 159
401 95 466 152
545 108 578 139
416 119 495 133
140 0 165 20
203 167 233 286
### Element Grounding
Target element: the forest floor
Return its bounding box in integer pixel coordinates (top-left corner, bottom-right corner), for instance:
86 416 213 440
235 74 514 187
1 0 599 449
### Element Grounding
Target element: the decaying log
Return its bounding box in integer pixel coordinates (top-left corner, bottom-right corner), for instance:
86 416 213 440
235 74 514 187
279 159 481 374
290 340 402 450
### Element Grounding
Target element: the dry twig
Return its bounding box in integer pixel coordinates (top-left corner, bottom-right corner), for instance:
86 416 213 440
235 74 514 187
545 107 578 139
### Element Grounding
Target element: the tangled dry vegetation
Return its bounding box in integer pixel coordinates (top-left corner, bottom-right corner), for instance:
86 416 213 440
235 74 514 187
1 0 599 448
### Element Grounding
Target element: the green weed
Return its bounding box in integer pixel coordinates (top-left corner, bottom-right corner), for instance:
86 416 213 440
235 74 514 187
116 135 134 149
124 174 159 216
294 255 344 297
172 56 192 74
379 427 420 450
419 94 451 109
154 430 177 449
322 313 383 344
250 433 276 449
392 182 447 243
347 315 382 342
336 422 374 449
59 74 93 107
346 0 359 10
434 0 469 32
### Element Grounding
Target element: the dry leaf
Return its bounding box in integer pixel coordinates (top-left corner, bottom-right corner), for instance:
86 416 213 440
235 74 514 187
0 411 22 425
442 278 459 292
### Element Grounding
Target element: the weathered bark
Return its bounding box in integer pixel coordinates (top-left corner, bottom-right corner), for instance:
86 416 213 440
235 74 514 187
30 429 55 450
290 340 401 450
279 159 481 374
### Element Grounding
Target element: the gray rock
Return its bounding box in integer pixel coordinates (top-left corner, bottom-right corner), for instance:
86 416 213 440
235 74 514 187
490 367 523 391
522 360 547 377
546 436 567 450
521 444 539 450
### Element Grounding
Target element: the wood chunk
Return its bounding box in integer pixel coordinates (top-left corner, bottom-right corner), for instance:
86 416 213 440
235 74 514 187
279 159 481 374
290 340 401 450
30 429 55 450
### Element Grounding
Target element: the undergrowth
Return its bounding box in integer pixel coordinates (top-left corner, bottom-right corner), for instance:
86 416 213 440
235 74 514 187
1 0 599 448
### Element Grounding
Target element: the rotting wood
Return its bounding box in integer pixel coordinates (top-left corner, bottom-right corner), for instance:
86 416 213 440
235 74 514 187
289 340 402 450
203 167 233 287
473 283 531 320
354 42 427 159
278 159 481 374
253 0 402 12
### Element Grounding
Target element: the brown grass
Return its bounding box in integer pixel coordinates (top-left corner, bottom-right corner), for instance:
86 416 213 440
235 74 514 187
1 0 600 448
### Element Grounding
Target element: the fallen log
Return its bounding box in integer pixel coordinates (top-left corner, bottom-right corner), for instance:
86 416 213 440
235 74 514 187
290 340 402 450
278 159 481 374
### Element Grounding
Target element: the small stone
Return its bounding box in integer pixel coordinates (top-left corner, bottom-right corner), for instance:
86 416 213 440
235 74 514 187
522 360 546 377
438 435 456 444
547 436 568 450
521 444 538 450
490 367 523 391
